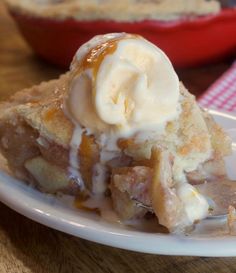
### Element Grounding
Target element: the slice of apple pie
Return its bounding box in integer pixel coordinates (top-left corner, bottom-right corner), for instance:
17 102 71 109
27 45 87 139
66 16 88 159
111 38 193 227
0 33 231 233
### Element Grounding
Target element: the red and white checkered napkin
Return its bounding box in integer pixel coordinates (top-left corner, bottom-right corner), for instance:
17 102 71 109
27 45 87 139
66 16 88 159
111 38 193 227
198 62 236 112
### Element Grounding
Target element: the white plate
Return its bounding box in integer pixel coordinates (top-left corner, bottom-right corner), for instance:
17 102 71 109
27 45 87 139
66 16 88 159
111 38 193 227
1 109 236 257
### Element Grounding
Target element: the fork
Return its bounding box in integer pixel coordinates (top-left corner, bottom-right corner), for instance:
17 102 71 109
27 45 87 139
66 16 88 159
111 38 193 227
134 178 236 220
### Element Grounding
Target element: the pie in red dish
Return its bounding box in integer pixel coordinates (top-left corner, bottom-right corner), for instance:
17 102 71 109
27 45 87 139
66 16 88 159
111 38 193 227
5 0 236 67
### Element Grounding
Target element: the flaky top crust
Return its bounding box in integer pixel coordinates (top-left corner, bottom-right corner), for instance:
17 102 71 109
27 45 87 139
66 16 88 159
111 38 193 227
0 74 73 147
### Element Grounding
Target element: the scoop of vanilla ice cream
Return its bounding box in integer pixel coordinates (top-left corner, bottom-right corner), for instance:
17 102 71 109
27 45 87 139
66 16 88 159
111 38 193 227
66 33 180 136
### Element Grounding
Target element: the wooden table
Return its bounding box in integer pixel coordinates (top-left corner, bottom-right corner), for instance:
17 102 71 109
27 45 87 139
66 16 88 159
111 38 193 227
1 2 236 273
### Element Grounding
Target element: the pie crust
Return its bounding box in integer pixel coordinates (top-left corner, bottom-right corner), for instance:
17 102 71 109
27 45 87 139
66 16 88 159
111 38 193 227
5 0 221 21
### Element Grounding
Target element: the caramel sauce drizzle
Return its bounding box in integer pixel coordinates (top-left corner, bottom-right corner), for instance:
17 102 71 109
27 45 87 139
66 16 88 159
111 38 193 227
82 38 119 78
72 33 140 79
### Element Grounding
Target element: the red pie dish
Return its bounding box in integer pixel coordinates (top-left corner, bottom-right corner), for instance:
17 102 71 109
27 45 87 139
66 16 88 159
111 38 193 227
8 8 236 68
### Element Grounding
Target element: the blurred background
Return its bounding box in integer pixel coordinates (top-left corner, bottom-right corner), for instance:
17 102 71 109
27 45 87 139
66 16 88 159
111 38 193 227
1 0 236 99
